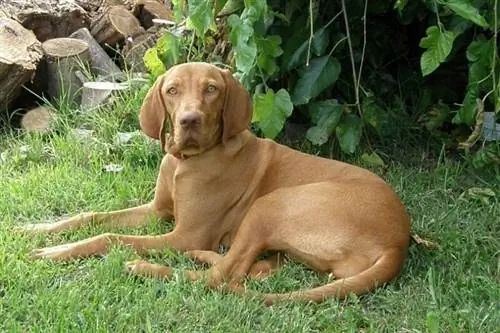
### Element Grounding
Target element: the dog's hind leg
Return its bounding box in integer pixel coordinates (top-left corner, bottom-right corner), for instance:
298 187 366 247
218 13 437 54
185 250 284 280
247 253 285 280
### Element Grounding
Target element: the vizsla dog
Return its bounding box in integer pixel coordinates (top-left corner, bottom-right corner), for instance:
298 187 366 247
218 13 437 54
21 62 410 304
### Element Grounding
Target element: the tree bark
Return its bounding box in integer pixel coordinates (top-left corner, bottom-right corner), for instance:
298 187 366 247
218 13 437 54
0 0 90 42
70 27 124 80
122 30 158 72
133 0 173 29
0 18 43 110
90 5 145 49
41 38 91 104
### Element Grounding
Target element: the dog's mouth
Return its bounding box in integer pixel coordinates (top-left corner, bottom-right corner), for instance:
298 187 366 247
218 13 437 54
166 131 204 158
180 137 200 150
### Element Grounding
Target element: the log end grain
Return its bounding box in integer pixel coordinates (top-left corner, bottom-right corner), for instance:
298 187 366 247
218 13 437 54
41 37 90 59
0 18 43 69
20 106 56 133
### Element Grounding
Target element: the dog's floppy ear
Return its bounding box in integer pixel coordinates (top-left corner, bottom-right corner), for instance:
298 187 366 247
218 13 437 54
221 69 252 143
139 76 167 146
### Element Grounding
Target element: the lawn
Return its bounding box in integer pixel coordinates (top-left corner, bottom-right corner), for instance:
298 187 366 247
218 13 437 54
0 91 498 332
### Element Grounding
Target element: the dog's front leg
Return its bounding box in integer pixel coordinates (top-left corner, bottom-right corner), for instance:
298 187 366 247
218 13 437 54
31 231 188 261
17 203 166 234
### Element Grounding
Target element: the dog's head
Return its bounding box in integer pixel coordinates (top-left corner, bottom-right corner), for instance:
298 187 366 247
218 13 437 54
139 62 252 158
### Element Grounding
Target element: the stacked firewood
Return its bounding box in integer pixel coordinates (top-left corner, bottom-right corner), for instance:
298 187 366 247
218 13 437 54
0 0 173 131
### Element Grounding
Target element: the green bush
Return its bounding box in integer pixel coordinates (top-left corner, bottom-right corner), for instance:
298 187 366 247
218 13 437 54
144 0 499 159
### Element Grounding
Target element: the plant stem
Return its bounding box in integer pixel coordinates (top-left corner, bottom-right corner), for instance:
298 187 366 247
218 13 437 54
356 0 368 102
306 0 314 67
340 0 362 117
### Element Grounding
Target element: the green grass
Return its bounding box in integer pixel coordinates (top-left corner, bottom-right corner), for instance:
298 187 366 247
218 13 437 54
0 92 498 332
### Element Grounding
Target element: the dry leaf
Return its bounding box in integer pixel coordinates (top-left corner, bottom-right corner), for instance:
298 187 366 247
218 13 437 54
411 234 440 250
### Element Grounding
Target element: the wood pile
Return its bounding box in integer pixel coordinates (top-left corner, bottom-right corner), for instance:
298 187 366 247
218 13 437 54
0 0 174 130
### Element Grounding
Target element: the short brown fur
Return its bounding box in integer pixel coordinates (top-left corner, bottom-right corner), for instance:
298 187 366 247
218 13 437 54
21 62 411 304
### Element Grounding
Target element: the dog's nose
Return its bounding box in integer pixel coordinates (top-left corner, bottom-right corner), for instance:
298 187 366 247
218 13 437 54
179 112 201 128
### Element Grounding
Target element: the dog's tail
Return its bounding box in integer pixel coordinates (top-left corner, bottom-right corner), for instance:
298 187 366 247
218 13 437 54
258 248 406 305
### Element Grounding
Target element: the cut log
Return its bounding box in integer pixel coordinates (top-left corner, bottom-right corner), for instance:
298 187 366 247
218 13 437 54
102 0 136 10
0 0 90 42
75 0 136 12
81 81 128 112
133 0 173 29
90 5 145 49
0 18 43 111
122 29 158 72
70 27 124 80
75 0 103 12
42 38 92 104
20 106 56 133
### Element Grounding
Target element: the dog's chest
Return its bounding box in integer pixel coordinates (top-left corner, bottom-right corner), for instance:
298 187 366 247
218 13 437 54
172 165 237 220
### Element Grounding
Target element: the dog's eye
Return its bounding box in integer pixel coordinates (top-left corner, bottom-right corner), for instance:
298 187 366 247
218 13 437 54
206 85 217 93
167 87 177 95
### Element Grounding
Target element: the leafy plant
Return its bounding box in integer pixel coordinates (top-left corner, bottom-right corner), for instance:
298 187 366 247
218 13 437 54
407 0 498 141
252 88 293 138
143 0 499 163
419 25 457 77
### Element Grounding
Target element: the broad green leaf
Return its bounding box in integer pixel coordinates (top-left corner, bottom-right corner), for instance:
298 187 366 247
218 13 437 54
445 0 489 28
335 114 362 154
312 28 330 56
448 14 473 34
285 38 308 71
308 99 340 124
419 26 457 76
362 99 386 133
252 89 293 138
215 0 232 15
251 90 273 124
235 38 257 74
306 100 342 145
457 85 479 126
243 0 267 21
256 36 282 58
275 89 294 117
156 32 182 69
394 0 409 13
228 15 257 74
283 25 330 72
188 0 215 37
466 37 493 63
456 38 494 125
256 35 283 76
171 0 186 22
361 152 386 167
281 18 308 71
143 48 166 77
292 56 341 105
305 127 329 146
466 39 494 95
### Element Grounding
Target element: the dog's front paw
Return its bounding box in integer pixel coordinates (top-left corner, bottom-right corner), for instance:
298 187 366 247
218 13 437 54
125 260 174 279
31 243 75 261
15 223 57 235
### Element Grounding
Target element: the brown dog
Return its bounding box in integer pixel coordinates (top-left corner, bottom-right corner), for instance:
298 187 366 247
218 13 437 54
21 62 410 304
